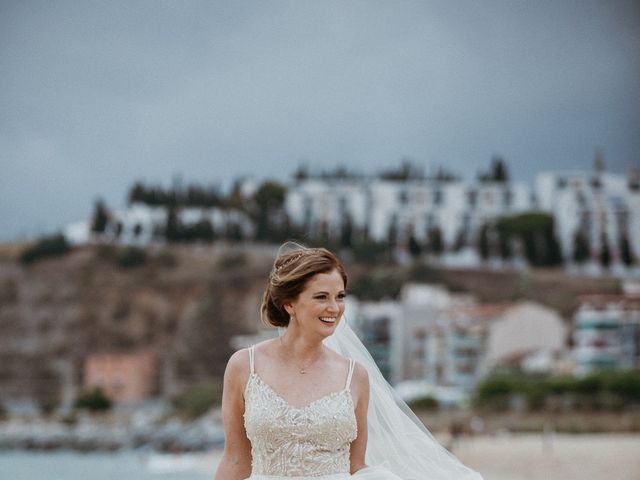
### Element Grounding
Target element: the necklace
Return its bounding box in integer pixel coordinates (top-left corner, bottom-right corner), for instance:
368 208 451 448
279 337 323 374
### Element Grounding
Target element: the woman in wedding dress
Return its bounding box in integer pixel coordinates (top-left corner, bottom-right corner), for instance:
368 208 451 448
214 245 483 480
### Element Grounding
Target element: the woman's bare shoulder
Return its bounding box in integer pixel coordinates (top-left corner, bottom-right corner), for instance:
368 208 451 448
253 337 279 354
225 348 250 376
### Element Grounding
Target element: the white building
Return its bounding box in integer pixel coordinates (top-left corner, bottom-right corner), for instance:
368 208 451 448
64 202 255 245
347 299 403 383
535 163 640 266
285 178 370 241
572 294 640 374
424 304 514 393
419 301 569 394
285 176 533 249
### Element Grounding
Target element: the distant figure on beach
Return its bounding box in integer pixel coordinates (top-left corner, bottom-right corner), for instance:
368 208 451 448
447 420 465 452
214 243 483 479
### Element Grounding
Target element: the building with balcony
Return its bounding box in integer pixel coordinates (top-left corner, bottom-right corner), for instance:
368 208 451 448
572 294 640 373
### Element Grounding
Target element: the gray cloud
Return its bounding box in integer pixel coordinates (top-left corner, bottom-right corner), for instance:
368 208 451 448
1 0 639 240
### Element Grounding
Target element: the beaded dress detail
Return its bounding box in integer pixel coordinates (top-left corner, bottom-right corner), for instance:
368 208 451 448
243 345 358 477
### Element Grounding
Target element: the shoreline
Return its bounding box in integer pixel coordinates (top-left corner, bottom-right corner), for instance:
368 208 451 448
2 434 639 480
2 408 640 453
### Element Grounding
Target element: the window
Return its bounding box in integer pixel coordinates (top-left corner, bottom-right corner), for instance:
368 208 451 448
467 189 477 207
503 189 513 207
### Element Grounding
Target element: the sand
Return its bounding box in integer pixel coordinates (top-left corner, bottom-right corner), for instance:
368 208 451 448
452 433 640 480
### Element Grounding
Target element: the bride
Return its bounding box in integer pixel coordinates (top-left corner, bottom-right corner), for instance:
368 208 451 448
214 245 483 480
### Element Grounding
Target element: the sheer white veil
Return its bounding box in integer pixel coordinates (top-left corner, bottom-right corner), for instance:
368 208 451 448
323 318 483 480
273 242 483 479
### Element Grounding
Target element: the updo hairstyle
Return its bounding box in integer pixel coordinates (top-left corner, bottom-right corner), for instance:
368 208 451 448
260 246 348 328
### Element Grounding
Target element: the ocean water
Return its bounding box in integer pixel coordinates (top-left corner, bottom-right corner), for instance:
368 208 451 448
0 450 217 480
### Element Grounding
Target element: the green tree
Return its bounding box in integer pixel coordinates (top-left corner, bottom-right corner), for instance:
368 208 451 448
20 234 70 264
408 230 422 258
165 207 181 242
599 233 611 268
193 219 215 242
495 212 563 266
172 384 221 419
478 156 509 182
252 181 287 241
74 387 112 411
427 226 444 255
293 164 309 181
223 179 246 210
379 158 424 181
116 247 147 268
453 230 466 252
478 224 491 261
573 230 590 264
128 181 145 205
387 221 398 248
619 233 634 266
498 231 512 259
340 216 354 248
91 199 110 234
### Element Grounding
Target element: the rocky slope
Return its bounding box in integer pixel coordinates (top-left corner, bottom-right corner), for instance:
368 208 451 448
0 243 274 409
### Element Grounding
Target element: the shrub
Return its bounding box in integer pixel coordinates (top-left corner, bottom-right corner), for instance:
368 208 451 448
19 234 70 265
171 383 221 419
39 397 59 416
473 370 640 411
473 374 519 409
116 247 146 268
603 370 640 402
408 395 439 410
74 387 112 411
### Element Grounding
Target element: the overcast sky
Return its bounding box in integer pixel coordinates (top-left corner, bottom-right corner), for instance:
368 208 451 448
1 1 639 241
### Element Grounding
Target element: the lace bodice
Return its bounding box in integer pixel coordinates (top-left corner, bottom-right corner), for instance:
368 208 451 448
243 345 358 477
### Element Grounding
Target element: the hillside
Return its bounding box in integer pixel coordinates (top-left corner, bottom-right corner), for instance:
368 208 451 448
0 243 275 407
0 242 622 409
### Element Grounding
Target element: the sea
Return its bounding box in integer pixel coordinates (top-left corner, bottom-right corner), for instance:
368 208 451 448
0 450 218 480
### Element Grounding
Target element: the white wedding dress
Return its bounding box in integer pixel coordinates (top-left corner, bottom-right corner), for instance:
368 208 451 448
243 345 400 480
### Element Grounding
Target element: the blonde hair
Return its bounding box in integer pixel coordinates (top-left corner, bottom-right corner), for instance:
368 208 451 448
260 244 347 328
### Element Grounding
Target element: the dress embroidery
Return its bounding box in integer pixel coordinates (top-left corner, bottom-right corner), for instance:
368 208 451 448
243 345 358 477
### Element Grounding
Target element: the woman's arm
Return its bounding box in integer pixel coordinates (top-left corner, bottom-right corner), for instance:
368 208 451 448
214 349 253 480
349 362 370 475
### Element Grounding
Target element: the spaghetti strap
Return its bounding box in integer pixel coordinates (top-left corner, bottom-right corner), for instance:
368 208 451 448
345 358 355 390
248 345 255 374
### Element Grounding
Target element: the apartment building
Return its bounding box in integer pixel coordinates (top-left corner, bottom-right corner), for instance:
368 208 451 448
573 293 640 373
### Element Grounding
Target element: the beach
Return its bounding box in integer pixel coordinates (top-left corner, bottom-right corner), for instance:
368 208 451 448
454 433 640 480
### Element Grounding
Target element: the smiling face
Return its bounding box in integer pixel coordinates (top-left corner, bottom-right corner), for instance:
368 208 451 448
284 269 346 337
